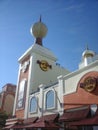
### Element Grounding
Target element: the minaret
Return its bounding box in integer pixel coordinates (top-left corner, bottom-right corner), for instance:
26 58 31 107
82 45 95 66
79 45 95 69
30 16 48 46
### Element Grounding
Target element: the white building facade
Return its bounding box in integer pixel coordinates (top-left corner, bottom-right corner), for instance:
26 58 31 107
4 18 98 130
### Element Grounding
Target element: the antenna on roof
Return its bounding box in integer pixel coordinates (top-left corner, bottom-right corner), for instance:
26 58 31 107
86 44 89 50
39 15 42 22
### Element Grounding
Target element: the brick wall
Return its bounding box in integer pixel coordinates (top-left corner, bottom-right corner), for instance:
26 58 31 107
15 55 30 119
15 109 25 118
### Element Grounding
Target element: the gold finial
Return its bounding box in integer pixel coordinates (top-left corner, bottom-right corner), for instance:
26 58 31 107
30 16 48 46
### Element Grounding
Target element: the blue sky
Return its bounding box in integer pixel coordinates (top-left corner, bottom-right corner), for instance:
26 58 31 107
0 0 98 91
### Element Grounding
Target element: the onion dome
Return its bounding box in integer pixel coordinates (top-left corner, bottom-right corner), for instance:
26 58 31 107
82 45 95 58
30 16 48 46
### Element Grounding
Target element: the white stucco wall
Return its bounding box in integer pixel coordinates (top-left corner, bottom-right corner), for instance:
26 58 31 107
64 60 98 95
29 53 69 92
28 77 64 118
26 44 70 93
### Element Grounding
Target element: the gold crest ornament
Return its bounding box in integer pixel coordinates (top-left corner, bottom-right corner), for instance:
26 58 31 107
80 77 97 92
37 60 52 71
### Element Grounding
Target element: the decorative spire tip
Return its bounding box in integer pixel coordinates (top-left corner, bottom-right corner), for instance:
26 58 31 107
86 44 89 50
39 15 42 22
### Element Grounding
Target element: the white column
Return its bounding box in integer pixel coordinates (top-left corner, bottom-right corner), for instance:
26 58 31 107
38 84 45 117
57 75 64 115
84 57 88 66
13 64 21 115
24 56 33 118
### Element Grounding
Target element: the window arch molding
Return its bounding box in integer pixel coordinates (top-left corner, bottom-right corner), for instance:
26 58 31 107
29 96 38 113
17 78 27 109
45 89 56 110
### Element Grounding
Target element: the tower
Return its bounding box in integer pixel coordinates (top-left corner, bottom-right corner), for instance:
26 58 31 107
79 45 96 69
13 18 69 119
82 46 95 66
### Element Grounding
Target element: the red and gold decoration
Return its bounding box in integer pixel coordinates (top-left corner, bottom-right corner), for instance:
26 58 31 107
80 76 97 92
37 60 52 71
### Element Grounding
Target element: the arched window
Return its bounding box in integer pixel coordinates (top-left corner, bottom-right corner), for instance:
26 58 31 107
46 90 55 109
30 97 37 113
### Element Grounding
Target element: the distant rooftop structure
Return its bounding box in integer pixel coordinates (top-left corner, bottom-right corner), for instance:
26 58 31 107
0 83 16 115
2 83 16 93
79 46 98 69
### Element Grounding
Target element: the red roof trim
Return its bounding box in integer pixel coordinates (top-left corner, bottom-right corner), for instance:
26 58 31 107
37 113 59 122
23 120 62 128
70 115 98 126
59 108 90 122
23 117 38 124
